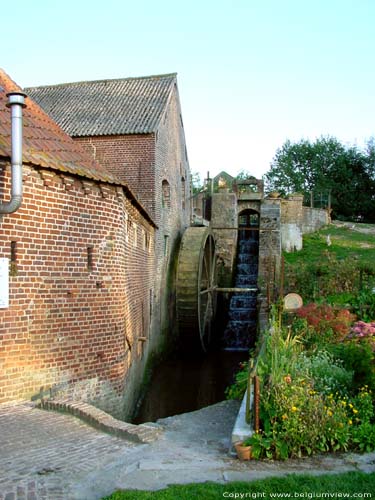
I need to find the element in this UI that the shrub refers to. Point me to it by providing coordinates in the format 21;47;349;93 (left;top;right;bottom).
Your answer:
225;361;248;400
295;303;355;345
297;350;353;397
328;341;375;392
255;377;352;459
350;288;375;322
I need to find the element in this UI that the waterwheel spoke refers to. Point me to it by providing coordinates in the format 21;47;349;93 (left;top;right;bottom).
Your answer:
176;227;217;352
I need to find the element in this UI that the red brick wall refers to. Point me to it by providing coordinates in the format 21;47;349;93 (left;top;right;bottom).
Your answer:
0;161;155;417
153;86;191;337
75;135;156;219
74;88;191;344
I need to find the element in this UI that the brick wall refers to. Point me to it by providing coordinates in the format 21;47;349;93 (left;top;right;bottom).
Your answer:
76;134;155;219
0;161;155;418
153;86;190;340
75;86;191;344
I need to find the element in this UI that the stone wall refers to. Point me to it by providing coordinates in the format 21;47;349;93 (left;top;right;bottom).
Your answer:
280;195;329;252
258;199;281;298
302;207;330;234
211;192;238;287
0;162;156;419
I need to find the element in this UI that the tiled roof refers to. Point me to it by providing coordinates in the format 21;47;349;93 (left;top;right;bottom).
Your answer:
26;74;177;137
0;69;156;226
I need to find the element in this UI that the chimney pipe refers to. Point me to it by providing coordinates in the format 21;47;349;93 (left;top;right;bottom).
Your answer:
0;92;27;214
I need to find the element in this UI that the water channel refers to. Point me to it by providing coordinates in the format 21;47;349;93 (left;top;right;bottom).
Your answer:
133;212;259;424
133;349;248;424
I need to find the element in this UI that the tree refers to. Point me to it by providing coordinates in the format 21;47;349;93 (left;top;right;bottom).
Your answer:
265;136;375;222
191;171;203;194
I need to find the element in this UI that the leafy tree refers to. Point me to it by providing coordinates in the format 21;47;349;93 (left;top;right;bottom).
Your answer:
265;136;375;222
191;171;203;194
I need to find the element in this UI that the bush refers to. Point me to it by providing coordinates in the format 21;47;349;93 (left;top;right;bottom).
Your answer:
297;350;353;397
328;341;375;393
295;303;355;345
254;377;352;459
349;288;375;322
225;361;248;400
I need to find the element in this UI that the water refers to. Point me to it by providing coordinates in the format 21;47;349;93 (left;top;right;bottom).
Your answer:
221;233;259;350
133;349;248;424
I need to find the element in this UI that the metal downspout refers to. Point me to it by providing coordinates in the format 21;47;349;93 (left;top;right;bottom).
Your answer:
0;92;27;215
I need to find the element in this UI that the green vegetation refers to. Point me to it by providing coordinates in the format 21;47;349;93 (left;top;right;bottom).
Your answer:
227;223;375;460
103;471;375;499
265;136;375;222
283;225;375;303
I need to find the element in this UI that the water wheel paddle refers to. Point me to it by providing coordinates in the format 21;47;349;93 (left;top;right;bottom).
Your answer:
176;227;217;351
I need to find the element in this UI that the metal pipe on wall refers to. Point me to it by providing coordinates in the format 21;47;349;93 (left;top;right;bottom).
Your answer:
0;92;27;214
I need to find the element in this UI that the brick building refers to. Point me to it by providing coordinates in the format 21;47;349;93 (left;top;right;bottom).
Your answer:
0;70;162;418
27;73;191;344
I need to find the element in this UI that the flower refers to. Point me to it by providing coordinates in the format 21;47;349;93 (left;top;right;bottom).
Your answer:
291;406;298;412
284;375;292;384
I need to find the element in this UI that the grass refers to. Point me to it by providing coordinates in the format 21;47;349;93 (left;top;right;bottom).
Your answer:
102;471;375;499
284;225;375;268
282;225;375;302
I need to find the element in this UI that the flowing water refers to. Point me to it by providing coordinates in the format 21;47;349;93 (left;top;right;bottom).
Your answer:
221;231;259;350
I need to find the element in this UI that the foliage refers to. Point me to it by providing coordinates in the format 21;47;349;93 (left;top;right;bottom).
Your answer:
250;307;375;460
265;136;375;222
297;350;353;397
191;171;203;194
225;361;248;400
283;226;375;303
349;289;375;322
103;472;375;499
295;303;354;345
328;341;375;393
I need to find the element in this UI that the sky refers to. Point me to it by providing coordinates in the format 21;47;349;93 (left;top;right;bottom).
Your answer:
2;0;375;182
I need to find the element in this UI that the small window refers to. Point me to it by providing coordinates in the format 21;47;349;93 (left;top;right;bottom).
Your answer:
87;246;94;272
162;180;171;209
133;223;138;248
124;212;129;243
164;235;169;258
181;177;186;210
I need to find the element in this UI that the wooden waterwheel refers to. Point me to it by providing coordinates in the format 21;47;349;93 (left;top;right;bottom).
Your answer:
176;226;217;351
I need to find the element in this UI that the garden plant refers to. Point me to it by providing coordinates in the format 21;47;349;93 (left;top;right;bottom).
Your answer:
227;224;375;460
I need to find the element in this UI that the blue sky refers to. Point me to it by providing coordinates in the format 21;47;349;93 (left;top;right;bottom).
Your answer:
2;0;375;181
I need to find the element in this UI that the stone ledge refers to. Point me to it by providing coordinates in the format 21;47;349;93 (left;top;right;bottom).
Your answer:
37;398;162;444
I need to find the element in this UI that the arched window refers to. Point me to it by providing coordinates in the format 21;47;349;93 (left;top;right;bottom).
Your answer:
162;180;171;209
238;209;260;242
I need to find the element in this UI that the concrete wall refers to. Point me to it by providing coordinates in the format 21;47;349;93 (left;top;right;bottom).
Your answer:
0;162;155;419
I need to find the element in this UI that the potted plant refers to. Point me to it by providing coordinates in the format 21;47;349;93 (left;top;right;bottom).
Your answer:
234;438;252;460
